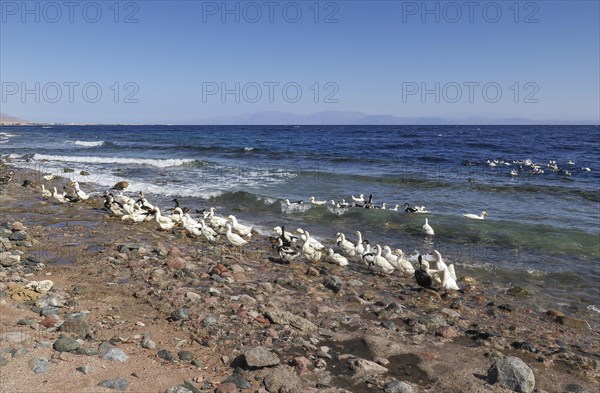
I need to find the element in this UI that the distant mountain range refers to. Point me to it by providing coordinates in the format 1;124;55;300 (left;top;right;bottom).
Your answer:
1;111;597;126
198;111;598;125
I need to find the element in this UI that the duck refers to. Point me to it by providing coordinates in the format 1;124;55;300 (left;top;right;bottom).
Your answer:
276;237;301;263
414;255;433;289
284;198;303;205
170;207;184;223
228;215;253;237
389;204;400;212
43;174;54;181
296;229;325;251
361;242;375;266
121;210;150;223
62;187;80;203
206;208;228;233
393;249;415;277
354;231;366;262
336;232;356;258
113;191;132;205
309;196;327;206
582;167;591;172
509;169;518;177
301;234;324;264
422;218;435;236
52;187;68;203
153;207;175;231
273;226;298;244
325;248;349;266
225;223;247;247
404;203;429;213
368;245;395;275
352;194;365;203
439;266;460;291
567;160;575;165
199;219;219;243
427;250;448;274
41;184;52;199
137;192;155;212
362;194;374;209
70;181;90;200
463;211;488;220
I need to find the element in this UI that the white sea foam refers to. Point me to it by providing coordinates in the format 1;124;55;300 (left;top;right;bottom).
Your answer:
0;132;18;137
33;153;195;168
244;147;254;151
587;305;600;314
74;140;105;147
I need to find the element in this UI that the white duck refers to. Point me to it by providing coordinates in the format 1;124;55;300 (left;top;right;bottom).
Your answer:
296;229;325;251
52;187;68;203
302;235;324;264
43;174;54;181
352;194;365;203
394;249;415;277
422;218;435;236
121;211;148;223
226;223;247;246
325;248;349;266
354;231;365;262
440;266;460;291
200;219;219;243
154;207;175;231
273;226;298;244
309;196;327;206
369;245;395;275
228;215;253;237
463;211;488;220
70;181;90;200
336;233;356;258
206;207;228;232
41;184;52;199
170;207;184;223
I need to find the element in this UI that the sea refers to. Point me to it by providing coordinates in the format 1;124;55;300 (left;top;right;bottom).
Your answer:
1;125;599;321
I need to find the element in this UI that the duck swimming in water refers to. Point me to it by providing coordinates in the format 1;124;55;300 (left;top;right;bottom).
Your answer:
422;218;435;236
463;211;488;220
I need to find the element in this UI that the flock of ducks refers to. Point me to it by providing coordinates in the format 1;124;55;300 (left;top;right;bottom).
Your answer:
287;194;430;213
37;180;461;293
471;158;592;178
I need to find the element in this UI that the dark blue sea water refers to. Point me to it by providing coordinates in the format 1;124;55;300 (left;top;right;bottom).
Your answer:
1;125;599;316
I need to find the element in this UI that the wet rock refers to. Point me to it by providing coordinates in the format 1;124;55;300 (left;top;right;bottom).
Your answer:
243;346;280;369
53;337;81;352
112;181;129;190
29;357;50;374
384;380;417;393
98;378;129;391
101;347;128;362
265;309;317;331
507;287;528;298
76;364;93;374
487;356;535;393
171;307;190;321
323;276;343;293
80;170;90;176
158;349;174;362
8;231;27;241
117;243;141;253
141;334;156;349
178;351;194;362
511;341;538;354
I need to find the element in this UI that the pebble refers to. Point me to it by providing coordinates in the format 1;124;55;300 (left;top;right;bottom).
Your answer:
222;373;252;389
487;356;535;393
141;334;157;349
165;387;194;393
243;346;281;368
158;349;174;362
215;383;237;393
101;347;129;362
384;380;417;393
41;314;62;328
323;276;343;293
53;337;81;352
178;351;194;362
76;365;93;375
98;378;129;391
202;316;217;327
29;357;50;374
0;356;8;367
171;308;190;321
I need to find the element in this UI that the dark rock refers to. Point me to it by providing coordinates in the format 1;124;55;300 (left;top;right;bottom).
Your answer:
242;346;280;369
487;356;535;393
507;286;528;298
564;383;589;393
158;349;174;362
323;276;343;293
8;231;27;241
53;337;81;352
171;308;190;321
498;304;513;312
40;306;61;317
0;356;8;367
178;351;194;362
223;373;252;389
381;321;396;330
76;365;93;374
117;243;141;253
98;378;129;391
59;315;90;338
511;341;538;354
29;357;50;374
182;381;203;393
191;359;202;368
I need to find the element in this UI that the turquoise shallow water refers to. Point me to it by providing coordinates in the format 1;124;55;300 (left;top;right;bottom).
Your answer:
1;124;599;317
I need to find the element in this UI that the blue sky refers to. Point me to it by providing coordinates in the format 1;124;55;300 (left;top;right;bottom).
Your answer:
1;0;598;124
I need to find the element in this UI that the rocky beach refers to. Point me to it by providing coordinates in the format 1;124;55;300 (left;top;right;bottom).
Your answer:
0;164;599;393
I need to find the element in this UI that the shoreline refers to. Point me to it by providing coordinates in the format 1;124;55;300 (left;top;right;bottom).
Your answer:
0;164;599;392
